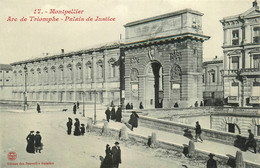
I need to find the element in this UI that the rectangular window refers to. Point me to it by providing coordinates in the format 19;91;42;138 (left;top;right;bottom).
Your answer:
228;123;235;133
0;79;2;81
232;30;239;46
232;56;239;69
253;27;260;43
6;71;9;73
6;79;9;82
211;73;215;83
253;55;260;69
202;74;205;83
257;125;260;136
0;71;2;73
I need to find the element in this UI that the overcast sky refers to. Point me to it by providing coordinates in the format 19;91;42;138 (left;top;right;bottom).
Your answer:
0;0;255;64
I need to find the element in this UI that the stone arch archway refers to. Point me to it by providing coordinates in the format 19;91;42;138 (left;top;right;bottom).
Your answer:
144;60;163;108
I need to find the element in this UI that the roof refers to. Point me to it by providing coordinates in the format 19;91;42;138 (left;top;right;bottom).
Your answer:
0;64;12;71
203;56;223;66
10;41;121;66
124;8;204;27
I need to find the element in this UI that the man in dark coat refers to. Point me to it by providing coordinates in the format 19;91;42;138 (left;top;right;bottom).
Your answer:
116;106;122;122
139;102;144;109
66;117;73;135
111;106;116;120
80;124;85;136
130;103;133;109
37;103;41;113
194;101;198;107
105;107;111;122
207;153;217;168
76;101;79;109
195;121;203;142
34;131;42;153
128;111;139;131
245;129;257;153
126;103;130;109
112;142;121;168
26;131;35;154
73;103;77;114
101;144;114;168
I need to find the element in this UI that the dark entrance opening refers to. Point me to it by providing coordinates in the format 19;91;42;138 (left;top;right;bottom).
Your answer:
228;123;235;133
151;62;163;108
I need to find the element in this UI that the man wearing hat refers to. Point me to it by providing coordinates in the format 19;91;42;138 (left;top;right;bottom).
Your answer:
195;121;203;142
35;131;42;153
105;107;111;122
26;131;35;153
207;153;217;168
73;103;77;114
67;117;73;135
111;142;121;168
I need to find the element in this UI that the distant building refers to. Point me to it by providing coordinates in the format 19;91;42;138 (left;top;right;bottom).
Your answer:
220;0;260;107
10;42;122;105
0;64;12;87
202;56;223;106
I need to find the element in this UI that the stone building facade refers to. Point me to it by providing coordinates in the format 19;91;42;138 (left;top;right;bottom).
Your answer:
220;1;260;107
202;56;224;105
10;42;122;105
0;64;12;87
123;9;209;108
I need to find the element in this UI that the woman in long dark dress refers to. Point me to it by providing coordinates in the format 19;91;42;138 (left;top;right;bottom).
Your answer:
111;107;116;120
101;144;114;168
128;111;139;131
115;106;122;122
74;118;81;136
34;131;42;153
26;131;35;153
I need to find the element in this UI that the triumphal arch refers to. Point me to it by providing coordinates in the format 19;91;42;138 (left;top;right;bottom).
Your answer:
123;9;210;108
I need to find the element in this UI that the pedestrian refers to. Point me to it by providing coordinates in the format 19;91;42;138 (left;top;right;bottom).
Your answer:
128;111;139;131
111;106;116;120
207;153;217;168
74;118;81;136
126;103;130;109
174;102;179;108
101;144;114;168
116;106;122;122
26;131;35;154
111;100;114;107
195;121;203;142
200;101;204;107
77;101;79;109
67;117;73;135
73;103;77;114
194;101;198;107
35;131;42;153
245;129;257;153
112;142;121;168
130;103;133;109
105;107;111;122
80;124;85;136
37;103;41;113
139;102;144;109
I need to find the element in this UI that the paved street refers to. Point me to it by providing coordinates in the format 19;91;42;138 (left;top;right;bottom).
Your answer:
0;109;184;168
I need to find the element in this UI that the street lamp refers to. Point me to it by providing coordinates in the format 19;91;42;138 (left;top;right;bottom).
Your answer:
93;90;97;125
82;91;85;117
24;65;28;111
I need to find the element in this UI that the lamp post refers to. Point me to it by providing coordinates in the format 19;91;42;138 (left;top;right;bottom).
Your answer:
82;91;85;117
94;90;97;125
24;65;28;111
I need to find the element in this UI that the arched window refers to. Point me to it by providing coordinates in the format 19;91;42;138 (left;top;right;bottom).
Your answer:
30;69;35;85
58;65;64;82
43;67;48;84
76;62;83;80
108;58;116;78
86;61;92;79
13;70;17;85
96;60;103;79
50;66;56;83
37;68;41;84
67;64;73;81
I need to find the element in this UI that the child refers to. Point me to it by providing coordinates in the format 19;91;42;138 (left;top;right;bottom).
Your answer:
80;124;85;136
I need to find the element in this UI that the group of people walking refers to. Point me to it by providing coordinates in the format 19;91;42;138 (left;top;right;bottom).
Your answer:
26;131;42;154
66;117;86;136
101;142;122;168
105;106;122;123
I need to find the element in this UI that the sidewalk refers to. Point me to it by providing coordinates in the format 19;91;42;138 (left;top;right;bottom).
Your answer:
96;120;260;165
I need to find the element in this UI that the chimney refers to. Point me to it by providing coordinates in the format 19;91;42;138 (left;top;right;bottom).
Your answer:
61;49;64;54
253;0;258;7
